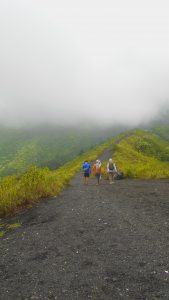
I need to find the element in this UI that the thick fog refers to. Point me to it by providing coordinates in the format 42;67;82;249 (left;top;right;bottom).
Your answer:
0;0;169;128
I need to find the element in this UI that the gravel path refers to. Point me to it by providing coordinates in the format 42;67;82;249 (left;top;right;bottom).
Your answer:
1;150;169;299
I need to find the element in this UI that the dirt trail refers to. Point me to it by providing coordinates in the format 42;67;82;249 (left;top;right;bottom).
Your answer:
1;149;169;299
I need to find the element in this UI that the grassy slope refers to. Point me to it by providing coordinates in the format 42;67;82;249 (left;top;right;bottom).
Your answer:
113;129;169;178
153;126;169;142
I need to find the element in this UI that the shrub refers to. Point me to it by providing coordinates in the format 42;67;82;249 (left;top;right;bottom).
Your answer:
135;140;151;153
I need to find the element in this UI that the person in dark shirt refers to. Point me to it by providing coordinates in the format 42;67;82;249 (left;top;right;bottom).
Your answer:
82;160;91;185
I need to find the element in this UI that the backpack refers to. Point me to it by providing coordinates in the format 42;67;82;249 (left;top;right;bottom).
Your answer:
96;163;101;172
115;171;124;180
109;163;114;171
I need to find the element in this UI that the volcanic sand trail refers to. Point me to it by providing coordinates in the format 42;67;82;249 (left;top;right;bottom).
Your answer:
1;149;169;299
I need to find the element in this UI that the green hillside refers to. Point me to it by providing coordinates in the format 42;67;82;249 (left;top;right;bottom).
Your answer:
0;126;119;177
153;126;169;142
112;128;169;178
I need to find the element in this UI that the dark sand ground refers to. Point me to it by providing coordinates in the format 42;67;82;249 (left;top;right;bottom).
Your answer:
1;150;169;299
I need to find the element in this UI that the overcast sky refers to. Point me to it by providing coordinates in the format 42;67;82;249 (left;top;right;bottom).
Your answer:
0;0;169;128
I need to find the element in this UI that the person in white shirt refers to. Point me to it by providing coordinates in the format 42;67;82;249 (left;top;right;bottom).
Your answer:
107;158;117;184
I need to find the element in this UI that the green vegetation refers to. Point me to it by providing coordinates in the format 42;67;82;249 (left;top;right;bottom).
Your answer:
6;222;22;230
0;126;118;177
0;140;112;217
153;126;169;142
0;231;5;238
0;222;22;237
113;129;169;179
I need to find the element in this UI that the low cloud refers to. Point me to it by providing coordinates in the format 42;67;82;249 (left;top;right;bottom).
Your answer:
0;0;169;128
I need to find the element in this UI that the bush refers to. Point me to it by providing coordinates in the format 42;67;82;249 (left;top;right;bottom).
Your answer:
135;140;151;153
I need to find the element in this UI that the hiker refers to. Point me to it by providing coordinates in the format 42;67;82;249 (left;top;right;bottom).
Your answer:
92;159;102;185
107;158;117;184
82;160;91;185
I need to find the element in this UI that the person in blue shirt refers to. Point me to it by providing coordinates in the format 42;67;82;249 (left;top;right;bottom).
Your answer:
82;160;91;185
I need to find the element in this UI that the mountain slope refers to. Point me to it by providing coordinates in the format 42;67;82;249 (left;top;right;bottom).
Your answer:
153;125;169;142
113;129;169;178
0;126;119;176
